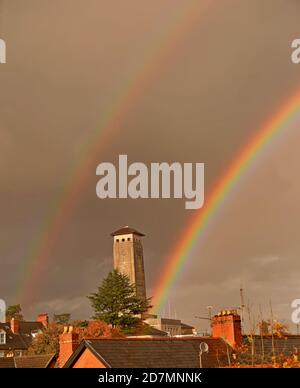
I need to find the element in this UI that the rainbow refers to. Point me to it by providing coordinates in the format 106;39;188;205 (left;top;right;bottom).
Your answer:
152;89;300;314
16;0;216;305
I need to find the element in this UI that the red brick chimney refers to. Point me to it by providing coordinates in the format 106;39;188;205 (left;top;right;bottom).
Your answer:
10;318;20;334
37;313;49;328
58;328;80;368
211;310;242;348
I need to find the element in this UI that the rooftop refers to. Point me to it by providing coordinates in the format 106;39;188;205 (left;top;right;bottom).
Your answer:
64;337;230;368
0;354;56;369
239;334;300;365
111;226;145;237
0;321;44;351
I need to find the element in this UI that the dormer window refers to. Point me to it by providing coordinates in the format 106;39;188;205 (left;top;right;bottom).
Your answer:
0;330;6;345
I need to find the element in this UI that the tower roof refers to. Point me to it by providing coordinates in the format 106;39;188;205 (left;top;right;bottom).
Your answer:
111;226;145;237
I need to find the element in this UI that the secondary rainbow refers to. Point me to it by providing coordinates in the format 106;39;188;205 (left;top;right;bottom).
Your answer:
152;89;300;314
16;0;217;305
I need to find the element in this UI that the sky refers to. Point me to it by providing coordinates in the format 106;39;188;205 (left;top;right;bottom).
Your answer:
0;0;300;333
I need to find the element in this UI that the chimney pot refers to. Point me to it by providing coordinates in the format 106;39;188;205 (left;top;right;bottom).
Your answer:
37;313;49;328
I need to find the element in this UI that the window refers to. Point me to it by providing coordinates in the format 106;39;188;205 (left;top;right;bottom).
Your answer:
122;238;125;242
116;239;119;242
127;238;131;241
0;331;6;345
0;351;4;358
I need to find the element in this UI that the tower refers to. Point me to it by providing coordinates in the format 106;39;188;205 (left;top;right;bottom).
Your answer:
111;226;147;300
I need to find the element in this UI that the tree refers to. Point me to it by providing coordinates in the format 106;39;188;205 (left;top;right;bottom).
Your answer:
28;323;63;355
71;320;89;328
88;270;151;329
258;319;289;338
78;320;123;341
6;304;23;321
259;320;269;336
271;319;289;338
53;313;71;325
29;320;122;356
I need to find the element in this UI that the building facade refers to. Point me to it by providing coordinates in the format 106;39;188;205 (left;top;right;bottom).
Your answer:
0;314;48;358
111;226;147;300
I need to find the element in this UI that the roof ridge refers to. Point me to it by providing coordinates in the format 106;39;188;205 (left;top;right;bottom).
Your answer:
87;336;221;341
111;226;145;236
16;353;56;359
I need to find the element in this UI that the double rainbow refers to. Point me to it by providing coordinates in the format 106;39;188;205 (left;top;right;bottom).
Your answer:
14;2;300;314
16;0;214;304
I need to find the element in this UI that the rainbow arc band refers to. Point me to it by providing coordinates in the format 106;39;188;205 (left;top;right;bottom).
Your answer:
16;0;215;304
152;90;300;314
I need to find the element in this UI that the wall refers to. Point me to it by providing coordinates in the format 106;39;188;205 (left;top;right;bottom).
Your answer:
72;348;106;369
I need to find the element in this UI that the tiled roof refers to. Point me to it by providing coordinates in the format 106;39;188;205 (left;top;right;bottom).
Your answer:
14;354;56;368
64;337;230;368
240;335;300;364
0;321;43;351
0;354;55;368
111;226;145;237
0;323;28;351
160;318;181;325
142;326;168;337
127;323;168;337
18;322;44;347
0;357;15;368
19;321;43;335
180;323;195;329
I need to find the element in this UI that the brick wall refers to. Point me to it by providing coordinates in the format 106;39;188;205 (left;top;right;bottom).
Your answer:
72;348;106;368
58;332;80;368
212;312;242;348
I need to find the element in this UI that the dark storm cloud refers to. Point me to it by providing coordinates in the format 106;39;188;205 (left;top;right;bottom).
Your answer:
0;0;300;330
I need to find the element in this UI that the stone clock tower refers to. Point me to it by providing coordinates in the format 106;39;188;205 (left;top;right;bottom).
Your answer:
111;226;147;301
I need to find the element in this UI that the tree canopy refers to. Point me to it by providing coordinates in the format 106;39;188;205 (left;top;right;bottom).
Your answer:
6;304;23;321
28;323;63;355
88;270;151;329
53;313;71;325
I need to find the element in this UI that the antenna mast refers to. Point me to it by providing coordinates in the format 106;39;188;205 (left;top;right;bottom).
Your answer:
240;284;245;330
